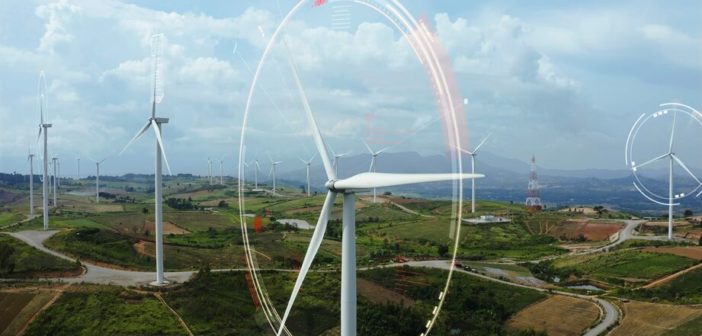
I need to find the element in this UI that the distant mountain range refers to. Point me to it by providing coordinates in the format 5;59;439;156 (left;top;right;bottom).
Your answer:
269;151;702;214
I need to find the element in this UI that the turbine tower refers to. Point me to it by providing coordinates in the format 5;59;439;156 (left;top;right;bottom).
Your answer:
268;158;282;193
76;158;80;181
28;146;35;216
254;159;260;190
219;159;224;185
525;155;543;211
91;158;107;203
119;33;172;286
362;140;391;203
37;71;51;230
208;158;213;185
275;53;484;336
458;134;491;213
299;155;315;196
330;147;351;177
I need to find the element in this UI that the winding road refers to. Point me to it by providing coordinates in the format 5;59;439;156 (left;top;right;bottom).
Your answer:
4;229;620;335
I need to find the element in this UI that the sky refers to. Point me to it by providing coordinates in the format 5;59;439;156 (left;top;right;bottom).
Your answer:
0;0;701;178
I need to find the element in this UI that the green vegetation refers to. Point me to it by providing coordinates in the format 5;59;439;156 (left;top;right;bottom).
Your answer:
531;249;697;285
45;228;153;270
0;211;21;227
616;267;702;304
0;234;80;278
668;314;702;336
24;286;187;336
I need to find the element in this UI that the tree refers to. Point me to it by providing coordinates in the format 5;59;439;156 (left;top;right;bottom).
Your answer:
684;209;694;218
0;243;15;274
699;235;702;247
437;244;449;257
142;207;149;214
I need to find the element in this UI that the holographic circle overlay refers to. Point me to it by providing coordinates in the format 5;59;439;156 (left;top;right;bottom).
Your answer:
625;102;702;205
237;1;472;334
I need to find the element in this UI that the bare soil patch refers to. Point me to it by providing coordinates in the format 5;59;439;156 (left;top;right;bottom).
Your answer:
506;295;599;336
643;246;702;260
143;221;190;235
357;278;415;307
551;220;622;241
611;300;702;336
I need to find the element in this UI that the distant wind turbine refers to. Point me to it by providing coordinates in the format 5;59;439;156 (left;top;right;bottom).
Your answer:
274;50;484;336
219;159;224;185
330;147;351;177
268;157;282;193
299;155;315;196
459;133;491;213
37;71;51;230
208;157;213;184
51;157;58;207
119;33;172;285
362;140;391;203
90;158;107;203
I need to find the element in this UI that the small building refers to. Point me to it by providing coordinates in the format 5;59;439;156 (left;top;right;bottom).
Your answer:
464;215;511;224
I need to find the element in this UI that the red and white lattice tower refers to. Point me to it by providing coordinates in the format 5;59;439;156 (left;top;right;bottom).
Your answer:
525;155;543;210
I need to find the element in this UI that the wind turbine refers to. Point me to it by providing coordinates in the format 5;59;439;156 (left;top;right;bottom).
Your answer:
630;110;702;239
219;158;224;185
254;159;261;190
330;147;351;177
274;51;484;336
458;134;491;213
119;33;172;286
362;140;391;203
27;145;35;216
90;158;107;203
37;71;51;230
268;157;282;193
208;158;213;185
76;158;80;181
299;155;315;196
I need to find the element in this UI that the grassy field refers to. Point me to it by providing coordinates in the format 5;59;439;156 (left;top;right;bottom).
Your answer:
0;290;56;336
617;267;702;304
506;295;599;336
0;211;22;227
611;300;702;336
24;285;187;336
0;234;80;278
549;249;697;285
668;314;702;336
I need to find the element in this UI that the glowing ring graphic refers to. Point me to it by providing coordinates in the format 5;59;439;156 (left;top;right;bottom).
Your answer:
237;1;471;334
625;102;702;205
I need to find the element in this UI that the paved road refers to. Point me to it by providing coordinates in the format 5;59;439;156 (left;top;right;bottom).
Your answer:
6;230;194;286
393;260;619;336
5;230;619;335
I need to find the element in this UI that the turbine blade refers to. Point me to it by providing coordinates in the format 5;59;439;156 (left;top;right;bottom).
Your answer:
669;111;676;153
332;172;484;190
268;165;273;177
672;154;702;186
368;157;374;173
376;146;392;155
37;127;42;142
472;133;492;154
362;139;373;154
120;121;151;155
634;153;669;169
284;45;335;180
151;120;172;175
276;191;336;336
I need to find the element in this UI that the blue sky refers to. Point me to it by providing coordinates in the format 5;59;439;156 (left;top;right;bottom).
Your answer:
0;0;700;177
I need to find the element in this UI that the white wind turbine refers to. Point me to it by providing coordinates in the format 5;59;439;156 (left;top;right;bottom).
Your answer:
330;147;351;177
631;111;702;239
76;158;80;181
268;157;282;193
254;159;261;190
219;158;224;185
207;157;213;184
119;33;172;285
458;134;491;213
299;155;315;196
274;52;484;336
362;140;391;203
37;71;51;230
27;145;35;217
90;158;107;203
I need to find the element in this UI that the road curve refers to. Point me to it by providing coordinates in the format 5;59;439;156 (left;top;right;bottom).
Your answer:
4;230;620;335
